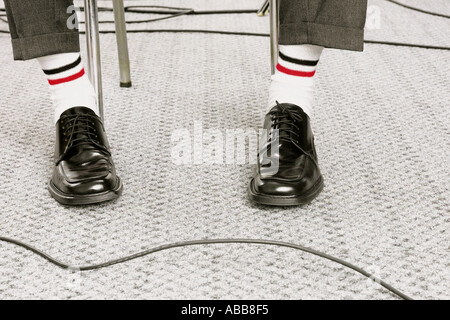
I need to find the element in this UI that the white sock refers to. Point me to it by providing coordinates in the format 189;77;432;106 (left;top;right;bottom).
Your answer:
37;53;98;123
268;44;324;118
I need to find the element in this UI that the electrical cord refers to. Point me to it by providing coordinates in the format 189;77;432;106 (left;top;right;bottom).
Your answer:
0;236;413;300
86;5;196;24
0;0;447;300
384;0;450;19
124;7;258;15
113;8;193;24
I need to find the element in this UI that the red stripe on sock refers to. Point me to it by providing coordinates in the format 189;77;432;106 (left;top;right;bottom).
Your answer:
276;63;316;77
48;68;85;85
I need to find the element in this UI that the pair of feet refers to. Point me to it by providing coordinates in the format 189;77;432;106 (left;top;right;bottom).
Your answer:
49;104;323;206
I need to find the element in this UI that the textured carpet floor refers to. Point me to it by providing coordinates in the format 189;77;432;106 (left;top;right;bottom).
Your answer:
0;0;449;300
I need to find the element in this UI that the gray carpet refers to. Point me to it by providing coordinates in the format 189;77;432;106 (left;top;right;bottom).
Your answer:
0;0;449;300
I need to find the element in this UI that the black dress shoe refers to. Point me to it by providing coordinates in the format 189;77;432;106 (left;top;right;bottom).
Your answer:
248;103;324;206
48;107;123;205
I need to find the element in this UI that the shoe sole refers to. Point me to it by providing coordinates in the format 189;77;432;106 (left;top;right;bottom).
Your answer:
48;177;123;206
248;175;324;206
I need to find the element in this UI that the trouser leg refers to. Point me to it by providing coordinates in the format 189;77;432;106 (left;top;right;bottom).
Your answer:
279;0;368;51
3;0;80;60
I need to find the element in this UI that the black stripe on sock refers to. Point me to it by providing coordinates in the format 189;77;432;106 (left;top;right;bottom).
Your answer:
43;56;82;75
279;51;319;67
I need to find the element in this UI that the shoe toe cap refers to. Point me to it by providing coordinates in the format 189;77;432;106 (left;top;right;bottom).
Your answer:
52;158;119;196
252;176;308;197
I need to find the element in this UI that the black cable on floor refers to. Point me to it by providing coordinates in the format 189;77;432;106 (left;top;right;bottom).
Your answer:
87;5;196;24
124;7;258;15
0;236;413;300
385;0;450;19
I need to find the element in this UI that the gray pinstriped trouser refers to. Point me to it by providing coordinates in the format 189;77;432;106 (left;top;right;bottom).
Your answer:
3;0;368;60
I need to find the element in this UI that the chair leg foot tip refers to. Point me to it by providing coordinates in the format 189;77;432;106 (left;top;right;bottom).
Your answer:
120;82;132;88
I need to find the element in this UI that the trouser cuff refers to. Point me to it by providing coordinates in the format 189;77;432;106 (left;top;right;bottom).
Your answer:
279;22;365;52
11;32;80;60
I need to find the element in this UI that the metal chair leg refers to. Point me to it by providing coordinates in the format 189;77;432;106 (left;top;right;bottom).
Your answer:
257;0;270;16
270;0;279;75
112;0;132;88
84;0;104;120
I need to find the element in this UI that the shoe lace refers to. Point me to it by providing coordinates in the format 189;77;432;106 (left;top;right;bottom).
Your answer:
267;102;303;144
59;113;111;161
